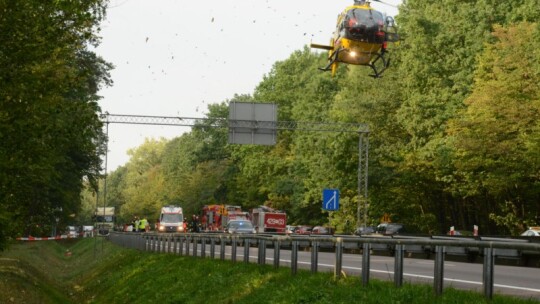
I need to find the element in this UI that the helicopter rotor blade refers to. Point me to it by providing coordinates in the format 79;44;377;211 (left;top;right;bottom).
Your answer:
371;0;398;8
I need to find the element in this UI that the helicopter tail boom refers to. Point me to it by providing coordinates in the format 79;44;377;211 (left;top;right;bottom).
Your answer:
310;43;333;51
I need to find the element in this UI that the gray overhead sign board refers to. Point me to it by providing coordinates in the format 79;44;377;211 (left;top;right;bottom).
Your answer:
228;102;277;145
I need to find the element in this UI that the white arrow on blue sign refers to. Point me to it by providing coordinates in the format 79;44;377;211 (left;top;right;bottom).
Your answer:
322;188;339;211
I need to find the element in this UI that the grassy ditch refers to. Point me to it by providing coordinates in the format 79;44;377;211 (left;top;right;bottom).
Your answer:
0;238;539;304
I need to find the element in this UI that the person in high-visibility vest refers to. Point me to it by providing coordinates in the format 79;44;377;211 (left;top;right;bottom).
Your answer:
139;217;148;233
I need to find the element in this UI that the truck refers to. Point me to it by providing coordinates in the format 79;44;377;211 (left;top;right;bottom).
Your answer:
94;207;115;236
157;206;186;233
201;204;249;231
250;206;287;233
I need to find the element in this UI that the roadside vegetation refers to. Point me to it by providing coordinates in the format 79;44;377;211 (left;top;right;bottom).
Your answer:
1;238;538;304
3;0;540;251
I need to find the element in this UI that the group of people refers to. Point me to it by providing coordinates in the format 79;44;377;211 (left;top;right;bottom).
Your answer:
123;216;150;232
189;215;201;232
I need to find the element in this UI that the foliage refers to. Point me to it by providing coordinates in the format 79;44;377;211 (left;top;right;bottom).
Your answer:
1;238;538;304
118;138;168;222
77;1;540;236
0;0;111;250
448;22;540;234
4;0;540;260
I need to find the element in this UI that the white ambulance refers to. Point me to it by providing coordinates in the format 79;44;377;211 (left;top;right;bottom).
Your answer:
157;206;185;233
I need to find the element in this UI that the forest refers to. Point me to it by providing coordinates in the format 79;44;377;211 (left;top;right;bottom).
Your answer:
2;1;540;251
86;0;540;236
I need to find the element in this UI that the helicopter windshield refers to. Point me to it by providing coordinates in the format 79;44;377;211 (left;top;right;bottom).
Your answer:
343;9;385;43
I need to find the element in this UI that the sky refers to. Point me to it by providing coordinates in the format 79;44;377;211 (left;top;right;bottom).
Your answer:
96;0;401;172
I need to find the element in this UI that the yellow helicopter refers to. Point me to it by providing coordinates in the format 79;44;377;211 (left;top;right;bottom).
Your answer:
310;0;399;77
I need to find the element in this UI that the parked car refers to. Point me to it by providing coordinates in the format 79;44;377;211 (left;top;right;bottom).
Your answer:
354;226;376;236
293;225;313;235
66;226;79;238
311;226;334;235
224;220;255;234
521;227;540;237
285;225;297;235
376;223;405;235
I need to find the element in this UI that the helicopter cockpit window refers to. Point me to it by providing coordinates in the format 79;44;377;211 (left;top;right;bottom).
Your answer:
344;9;385;43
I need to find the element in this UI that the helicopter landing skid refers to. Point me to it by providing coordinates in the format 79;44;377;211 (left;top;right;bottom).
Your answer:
368;53;389;78
318;48;342;72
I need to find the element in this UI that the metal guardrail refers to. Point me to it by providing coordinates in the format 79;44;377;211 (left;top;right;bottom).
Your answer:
108;232;540;299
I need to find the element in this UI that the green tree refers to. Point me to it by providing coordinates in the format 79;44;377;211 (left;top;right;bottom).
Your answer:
448;22;540;234
0;0;111;249
119;138;167;223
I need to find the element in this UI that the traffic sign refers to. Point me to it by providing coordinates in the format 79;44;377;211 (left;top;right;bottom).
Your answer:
322;189;339;211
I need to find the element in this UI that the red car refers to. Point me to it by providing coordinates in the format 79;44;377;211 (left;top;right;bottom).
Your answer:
294;225;313;235
311;226;335;235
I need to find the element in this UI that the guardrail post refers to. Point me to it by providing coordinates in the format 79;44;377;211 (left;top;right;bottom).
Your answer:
434;246;445;296
232;236;238;263
210;237;216;258
163;235;167;253
273;239;280;269
179;236;184;255
220;236;226;260
244;238;250;263
483;247;494;299
311;240;319;273
144;235;149;251
160;235;164;252
167;235;171;253
192;236;198;257
394;244;404;287
165;235;169;252
201;237;206;258
335;237;343;279
258;238;267;265
291;240;298;275
362;242;371;286
185;235;190;256
172;236;177;254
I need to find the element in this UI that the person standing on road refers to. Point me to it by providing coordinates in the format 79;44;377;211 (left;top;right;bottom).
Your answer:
134;216;140;232
191;215;200;232
139;217;148;233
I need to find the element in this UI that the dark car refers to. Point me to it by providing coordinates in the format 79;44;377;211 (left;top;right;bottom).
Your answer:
293;225;313;235
225;220;255;234
376;223;405;235
311;226;334;235
354;226;376;236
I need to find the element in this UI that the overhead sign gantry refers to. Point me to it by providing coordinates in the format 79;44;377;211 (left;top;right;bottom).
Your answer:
100;102;370;227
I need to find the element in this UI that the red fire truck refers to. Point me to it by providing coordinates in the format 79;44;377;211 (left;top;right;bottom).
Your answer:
201;204;249;231
250;206;287;233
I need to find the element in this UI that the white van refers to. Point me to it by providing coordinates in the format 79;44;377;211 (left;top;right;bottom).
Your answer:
158;206;185;233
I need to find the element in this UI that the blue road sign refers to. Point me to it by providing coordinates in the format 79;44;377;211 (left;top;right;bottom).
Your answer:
322;189;339;211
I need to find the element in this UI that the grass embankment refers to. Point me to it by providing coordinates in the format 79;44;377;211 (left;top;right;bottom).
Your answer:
0;238;538;304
